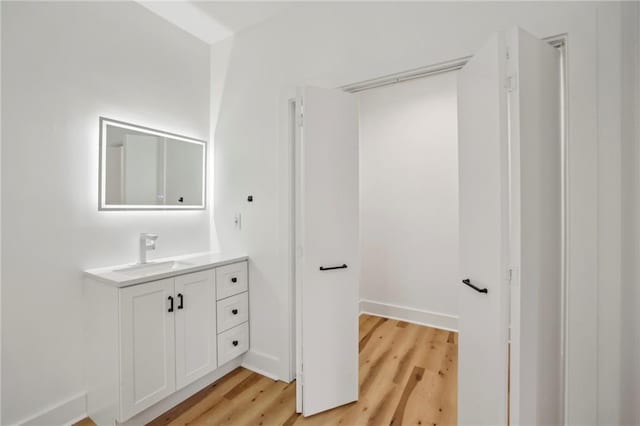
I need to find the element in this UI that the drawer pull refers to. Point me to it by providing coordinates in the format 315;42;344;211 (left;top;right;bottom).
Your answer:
232;309;238;315
231;277;238;283
232;340;239;347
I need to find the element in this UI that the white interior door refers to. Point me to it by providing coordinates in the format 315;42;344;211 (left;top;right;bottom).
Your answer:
458;27;561;425
458;31;510;425
295;87;359;417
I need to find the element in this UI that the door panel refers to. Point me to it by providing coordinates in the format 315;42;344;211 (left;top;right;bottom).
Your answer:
175;270;217;389
458;27;561;425
457;32;510;425
296;87;359;416
119;279;175;420
506;27;561;425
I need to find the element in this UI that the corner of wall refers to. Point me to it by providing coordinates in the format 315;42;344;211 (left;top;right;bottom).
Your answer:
0;0;3;421
620;1;640;424
241;350;282;381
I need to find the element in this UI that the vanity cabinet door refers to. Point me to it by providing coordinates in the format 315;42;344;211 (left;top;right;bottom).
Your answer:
175;270;217;389
119;279;176;421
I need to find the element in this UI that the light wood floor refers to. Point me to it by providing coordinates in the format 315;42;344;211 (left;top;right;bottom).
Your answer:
77;314;457;425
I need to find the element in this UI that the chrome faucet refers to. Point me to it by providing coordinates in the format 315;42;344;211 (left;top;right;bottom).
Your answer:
139;233;158;264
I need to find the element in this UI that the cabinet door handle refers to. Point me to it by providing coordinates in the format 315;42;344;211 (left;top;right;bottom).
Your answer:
232;309;238;315
232;340;239;347
177;293;184;310
168;296;174;313
231;277;238;283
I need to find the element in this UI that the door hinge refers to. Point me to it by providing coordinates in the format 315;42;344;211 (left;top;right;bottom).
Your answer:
297;104;304;128
505;75;517;92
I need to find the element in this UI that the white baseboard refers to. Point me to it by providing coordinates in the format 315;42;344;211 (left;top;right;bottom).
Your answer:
359;299;458;332
17;392;87;426
16;353;269;426
16;300;448;426
241;349;281;381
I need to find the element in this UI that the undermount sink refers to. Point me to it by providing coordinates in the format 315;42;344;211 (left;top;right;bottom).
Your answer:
113;260;194;277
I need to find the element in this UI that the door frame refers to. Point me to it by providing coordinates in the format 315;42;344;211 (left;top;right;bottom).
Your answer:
284;33;568;421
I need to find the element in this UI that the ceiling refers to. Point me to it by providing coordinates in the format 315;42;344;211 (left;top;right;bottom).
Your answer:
138;1;296;45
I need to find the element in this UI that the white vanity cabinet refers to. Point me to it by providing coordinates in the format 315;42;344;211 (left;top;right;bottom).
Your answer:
85;255;248;425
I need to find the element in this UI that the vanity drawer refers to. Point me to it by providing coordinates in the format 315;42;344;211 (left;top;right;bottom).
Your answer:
217;322;249;366
217;292;249;333
216;261;248;300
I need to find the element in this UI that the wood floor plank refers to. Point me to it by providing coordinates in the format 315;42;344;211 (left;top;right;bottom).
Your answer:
358;315;388;352
223;372;264;400
165;368;254;426
219;379;290;425
436;340;458;425
359;321;424;425
359;314;379;337
147;368;250;426
189;376;276;425
389;366;425;425
283;411;301;426
252;382;298;425
77;314;457;426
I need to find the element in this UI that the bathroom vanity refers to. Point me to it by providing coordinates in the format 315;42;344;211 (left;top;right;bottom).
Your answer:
84;253;249;425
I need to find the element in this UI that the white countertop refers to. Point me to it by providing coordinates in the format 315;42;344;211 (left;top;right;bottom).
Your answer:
84;252;248;288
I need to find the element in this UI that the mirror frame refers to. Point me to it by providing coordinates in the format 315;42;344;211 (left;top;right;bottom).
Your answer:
98;117;207;211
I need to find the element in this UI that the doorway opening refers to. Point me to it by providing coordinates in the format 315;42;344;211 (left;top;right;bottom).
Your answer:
289;32;567;425
291;68;460;423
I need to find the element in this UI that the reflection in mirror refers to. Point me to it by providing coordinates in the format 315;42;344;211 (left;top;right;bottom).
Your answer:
99;118;206;210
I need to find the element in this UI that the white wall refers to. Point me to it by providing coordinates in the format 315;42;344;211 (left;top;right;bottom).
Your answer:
210;2;627;423
621;2;640;425
0;2;3;422
1;2;210;424
358;72;458;326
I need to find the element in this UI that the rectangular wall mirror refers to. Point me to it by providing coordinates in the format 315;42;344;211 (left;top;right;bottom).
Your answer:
99;117;206;210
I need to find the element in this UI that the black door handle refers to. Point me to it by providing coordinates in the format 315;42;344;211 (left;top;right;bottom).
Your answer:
177;293;184;310
231;277;238;283
168;296;174;312
319;264;348;271
462;278;488;294
232;309;238;315
232;340;239;347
